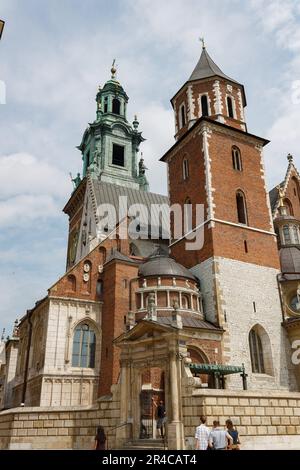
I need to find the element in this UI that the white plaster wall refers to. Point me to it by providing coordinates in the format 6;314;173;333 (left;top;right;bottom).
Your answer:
40;297;102;406
190;257;297;391
190;258;217;324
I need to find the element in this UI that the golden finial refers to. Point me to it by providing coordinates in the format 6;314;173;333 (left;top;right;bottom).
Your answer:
111;59;117;79
199;37;205;49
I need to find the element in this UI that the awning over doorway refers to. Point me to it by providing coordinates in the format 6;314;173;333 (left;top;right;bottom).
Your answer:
189;363;244;375
189;363;247;390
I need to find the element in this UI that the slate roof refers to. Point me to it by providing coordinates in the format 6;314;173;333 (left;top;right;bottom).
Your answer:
269;182;283;214
156;312;222;331
91;180;169;237
280;246;300;274
105;249;138;265
189;47;238;84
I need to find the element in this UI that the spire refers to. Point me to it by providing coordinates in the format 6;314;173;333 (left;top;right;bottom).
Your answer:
188;46;237;83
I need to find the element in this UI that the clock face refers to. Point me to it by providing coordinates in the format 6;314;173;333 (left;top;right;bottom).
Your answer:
83;263;90;273
83;273;90;282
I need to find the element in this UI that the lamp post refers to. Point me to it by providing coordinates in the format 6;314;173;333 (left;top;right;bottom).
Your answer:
0;20;5;41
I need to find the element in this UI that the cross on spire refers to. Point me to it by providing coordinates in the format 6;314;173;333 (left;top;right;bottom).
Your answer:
199;36;205;49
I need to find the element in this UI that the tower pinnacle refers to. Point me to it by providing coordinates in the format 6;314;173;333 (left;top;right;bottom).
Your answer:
111;59;117;79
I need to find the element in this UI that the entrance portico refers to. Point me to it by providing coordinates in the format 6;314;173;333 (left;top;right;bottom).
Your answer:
114;320;186;449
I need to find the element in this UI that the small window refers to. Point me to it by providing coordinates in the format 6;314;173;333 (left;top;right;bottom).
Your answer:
182;295;190;309
293;225;300;244
67;274;76;292
283;225;291;244
96;279;103;297
184;197;192;232
283;198;294;216
123;279;128;289
227;96;234;118
244;240;248;253
179;104;186;128
232;146;242;171
86;150;90;168
104;97;108;113
112;98;121;115
236;191;248;225
183;159;189;180
201;95;209;117
112;144;125;166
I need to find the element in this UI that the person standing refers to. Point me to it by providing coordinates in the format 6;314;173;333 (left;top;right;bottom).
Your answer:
226;419;241;450
208;420;233;450
94;426;106;450
153;398;167;439
195;415;210;450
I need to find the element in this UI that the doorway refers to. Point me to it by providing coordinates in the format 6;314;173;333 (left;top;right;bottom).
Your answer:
139;367;165;439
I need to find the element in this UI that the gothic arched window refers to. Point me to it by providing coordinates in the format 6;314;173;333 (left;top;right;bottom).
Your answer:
249;328;265;373
112;98;121;115
236;190;248;225
183;158;189;180
72;323;96;368
179;103;186;128
227;96;234;118
232;146;242;171
201;95;209;117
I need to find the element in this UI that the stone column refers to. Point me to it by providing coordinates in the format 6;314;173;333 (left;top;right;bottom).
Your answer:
167;344;185;450
116;358;132;448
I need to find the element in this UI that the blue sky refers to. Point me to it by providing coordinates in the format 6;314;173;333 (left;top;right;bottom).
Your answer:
1;0;300;334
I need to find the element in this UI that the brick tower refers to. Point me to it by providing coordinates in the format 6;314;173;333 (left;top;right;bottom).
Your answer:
161;44;296;390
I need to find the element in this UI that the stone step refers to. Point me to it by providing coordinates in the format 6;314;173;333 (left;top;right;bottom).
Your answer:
123;439;166;450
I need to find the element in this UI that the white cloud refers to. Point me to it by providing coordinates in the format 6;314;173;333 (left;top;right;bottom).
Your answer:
0;153;69;198
0;152;70;227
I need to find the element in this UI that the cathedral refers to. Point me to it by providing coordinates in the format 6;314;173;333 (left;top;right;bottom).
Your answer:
1;44;300;450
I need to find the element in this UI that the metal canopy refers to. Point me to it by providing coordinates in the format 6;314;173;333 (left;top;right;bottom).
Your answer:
189;363;244;375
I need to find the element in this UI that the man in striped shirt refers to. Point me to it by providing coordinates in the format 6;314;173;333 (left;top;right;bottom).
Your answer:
195;416;210;450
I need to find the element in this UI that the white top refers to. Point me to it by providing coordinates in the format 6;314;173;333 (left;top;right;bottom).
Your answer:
195;424;210;450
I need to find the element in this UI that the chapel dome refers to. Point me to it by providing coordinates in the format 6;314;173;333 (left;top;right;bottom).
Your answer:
138;253;196;281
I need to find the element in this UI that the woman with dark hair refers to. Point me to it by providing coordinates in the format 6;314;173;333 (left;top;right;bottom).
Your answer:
94;426;106;450
225;419;241;450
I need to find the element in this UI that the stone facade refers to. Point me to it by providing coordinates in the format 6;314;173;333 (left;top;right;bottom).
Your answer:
182;389;300;450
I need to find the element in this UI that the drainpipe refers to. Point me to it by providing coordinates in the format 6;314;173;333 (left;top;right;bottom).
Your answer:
21;309;33;406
